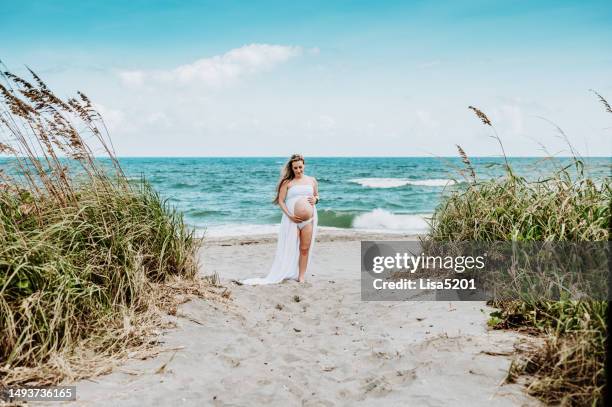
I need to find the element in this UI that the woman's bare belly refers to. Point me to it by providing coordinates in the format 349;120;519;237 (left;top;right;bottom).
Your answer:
294;197;313;221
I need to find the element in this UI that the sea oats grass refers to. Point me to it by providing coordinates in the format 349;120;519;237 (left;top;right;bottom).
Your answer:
429;103;610;406
0;67;211;387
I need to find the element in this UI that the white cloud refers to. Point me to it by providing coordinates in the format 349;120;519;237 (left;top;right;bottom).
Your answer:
119;44;303;88
94;103;125;132
118;71;145;87
145;111;172;128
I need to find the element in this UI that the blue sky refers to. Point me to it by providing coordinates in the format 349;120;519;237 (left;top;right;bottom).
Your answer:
1;0;611;156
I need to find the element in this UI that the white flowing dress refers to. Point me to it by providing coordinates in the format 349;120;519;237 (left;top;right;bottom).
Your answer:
242;184;318;285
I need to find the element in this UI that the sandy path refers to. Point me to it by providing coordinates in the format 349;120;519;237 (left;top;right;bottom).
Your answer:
52;233;539;406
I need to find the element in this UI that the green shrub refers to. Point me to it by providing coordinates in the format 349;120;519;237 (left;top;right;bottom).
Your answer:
428;105;609;406
0;67;200;385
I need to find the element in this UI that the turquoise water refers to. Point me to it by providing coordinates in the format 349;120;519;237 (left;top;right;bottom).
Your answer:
2;157;610;236
115;157;610;235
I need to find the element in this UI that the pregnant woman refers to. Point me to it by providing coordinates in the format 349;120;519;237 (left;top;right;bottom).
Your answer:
242;154;319;284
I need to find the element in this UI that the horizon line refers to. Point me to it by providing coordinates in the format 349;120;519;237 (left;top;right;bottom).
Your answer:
80;155;612;159
1;155;611;159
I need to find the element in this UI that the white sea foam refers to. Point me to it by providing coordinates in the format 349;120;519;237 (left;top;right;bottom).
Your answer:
350;178;456;188
352;209;432;233
197;210;432;237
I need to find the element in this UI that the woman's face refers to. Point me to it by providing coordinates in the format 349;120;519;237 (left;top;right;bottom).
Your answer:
292;160;305;177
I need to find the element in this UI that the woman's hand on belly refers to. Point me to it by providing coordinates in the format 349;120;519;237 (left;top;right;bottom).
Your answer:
306;196;316;205
289;215;303;223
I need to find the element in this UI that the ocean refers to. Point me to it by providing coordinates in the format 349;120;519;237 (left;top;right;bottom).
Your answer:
1;156;610;236
113;157;610;237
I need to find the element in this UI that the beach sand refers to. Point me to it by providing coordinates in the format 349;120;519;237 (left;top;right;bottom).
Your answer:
55;229;539;406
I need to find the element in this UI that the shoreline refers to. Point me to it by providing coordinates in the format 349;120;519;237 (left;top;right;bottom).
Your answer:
201;227;423;247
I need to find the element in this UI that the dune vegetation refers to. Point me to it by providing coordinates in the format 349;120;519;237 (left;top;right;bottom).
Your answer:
429;103;610;406
0;67;213;386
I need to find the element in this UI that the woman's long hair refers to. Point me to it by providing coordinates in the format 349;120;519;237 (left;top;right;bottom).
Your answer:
273;154;304;204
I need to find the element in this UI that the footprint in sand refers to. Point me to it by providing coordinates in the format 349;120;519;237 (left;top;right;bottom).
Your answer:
361;377;392;399
219;354;241;368
392;368;418;385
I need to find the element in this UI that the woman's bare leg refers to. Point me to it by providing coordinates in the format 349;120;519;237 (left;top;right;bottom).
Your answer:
298;222;313;282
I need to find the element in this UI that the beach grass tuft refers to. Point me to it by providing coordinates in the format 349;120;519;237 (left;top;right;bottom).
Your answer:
430;104;610;406
0;67;208;385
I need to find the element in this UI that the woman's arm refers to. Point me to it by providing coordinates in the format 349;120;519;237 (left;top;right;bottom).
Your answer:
309;177;319;205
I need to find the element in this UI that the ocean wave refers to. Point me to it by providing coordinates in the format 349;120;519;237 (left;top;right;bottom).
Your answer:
316;209;357;228
350;178;456;188
186;209;230;217
352;209;432;233
317;208;432;233
198;209;432;236
170;182;197;189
